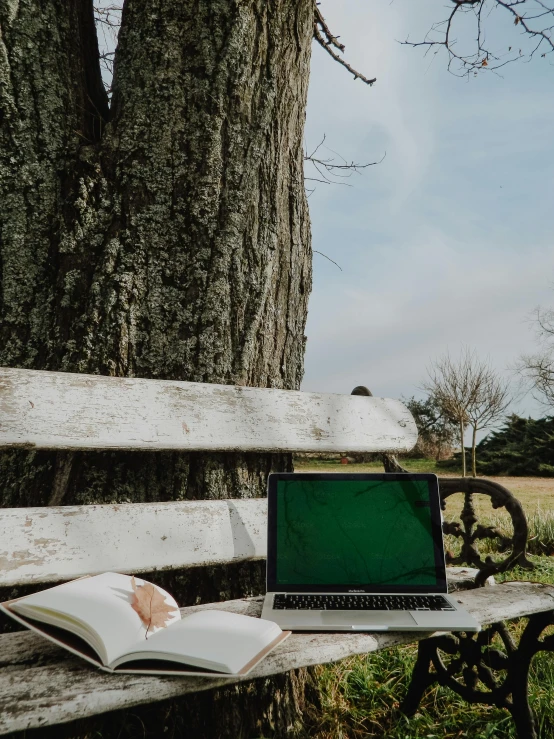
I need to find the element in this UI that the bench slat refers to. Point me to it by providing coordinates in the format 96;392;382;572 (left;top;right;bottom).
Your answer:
1;582;553;734
0;501;494;588
0;368;417;453
0;499;267;587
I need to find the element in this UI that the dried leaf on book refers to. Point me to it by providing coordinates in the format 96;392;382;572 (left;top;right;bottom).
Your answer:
130;576;178;636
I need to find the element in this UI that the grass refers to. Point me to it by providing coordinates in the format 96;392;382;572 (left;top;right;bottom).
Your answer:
292;456;554;738
300;555;554;739
527;508;554;555
446;507;554;557
293;457;446;474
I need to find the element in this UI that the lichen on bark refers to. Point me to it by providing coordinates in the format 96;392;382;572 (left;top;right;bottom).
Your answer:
1;0;315;734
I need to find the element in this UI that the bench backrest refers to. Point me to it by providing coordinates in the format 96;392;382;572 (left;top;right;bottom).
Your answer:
0;368;418;588
0;368;416;453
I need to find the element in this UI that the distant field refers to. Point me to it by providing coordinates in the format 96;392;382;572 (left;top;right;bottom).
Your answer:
293;457;554;515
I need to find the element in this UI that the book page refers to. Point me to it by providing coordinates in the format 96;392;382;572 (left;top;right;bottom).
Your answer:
10;573;180;665
112;610;282;673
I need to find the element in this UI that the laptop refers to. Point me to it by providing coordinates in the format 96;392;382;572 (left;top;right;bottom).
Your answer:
261;473;480;632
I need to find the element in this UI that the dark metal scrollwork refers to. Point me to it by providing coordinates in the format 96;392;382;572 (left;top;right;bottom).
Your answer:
401;611;554;739
439;477;534;586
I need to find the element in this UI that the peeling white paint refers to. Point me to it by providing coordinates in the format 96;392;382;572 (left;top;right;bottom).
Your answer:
0;368;418;453
0;499;268;587
4;368;548;734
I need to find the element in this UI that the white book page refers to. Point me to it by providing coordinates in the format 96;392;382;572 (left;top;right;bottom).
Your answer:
10;573;180;665
113;610;282;673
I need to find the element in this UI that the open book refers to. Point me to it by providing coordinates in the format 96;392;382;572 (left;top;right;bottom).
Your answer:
0;573;289;676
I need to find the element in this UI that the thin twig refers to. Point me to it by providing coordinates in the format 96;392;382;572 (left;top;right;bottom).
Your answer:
314;26;377;85
314;4;345;51
304;134;385;188
313;250;343;270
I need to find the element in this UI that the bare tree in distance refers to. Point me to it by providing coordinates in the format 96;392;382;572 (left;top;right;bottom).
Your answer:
403;0;554;78
423;348;494;477
515;303;554;408
465;370;512;476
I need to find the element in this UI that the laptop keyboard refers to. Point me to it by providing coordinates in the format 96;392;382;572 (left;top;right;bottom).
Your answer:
273;594;455;611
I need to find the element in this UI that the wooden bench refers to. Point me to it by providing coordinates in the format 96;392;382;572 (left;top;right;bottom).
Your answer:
1;367;553;738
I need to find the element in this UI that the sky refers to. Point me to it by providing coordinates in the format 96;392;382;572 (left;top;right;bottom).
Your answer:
302;0;554;437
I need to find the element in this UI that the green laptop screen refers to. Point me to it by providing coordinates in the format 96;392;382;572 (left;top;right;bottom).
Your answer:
275;478;439;587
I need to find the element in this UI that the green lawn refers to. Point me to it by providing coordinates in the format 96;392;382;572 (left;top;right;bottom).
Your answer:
293;456;443;474
293;457;554;511
292;457;554;738
299;555;554;739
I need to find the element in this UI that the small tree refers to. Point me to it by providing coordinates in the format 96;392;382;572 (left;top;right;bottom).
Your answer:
465;371;512;476
403;395;457;461
423;349;491;477
516;304;554;409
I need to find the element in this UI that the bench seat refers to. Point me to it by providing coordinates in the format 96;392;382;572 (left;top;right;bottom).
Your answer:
2;582;553;734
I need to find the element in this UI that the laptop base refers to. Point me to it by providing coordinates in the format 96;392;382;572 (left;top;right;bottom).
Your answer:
261;592;480;632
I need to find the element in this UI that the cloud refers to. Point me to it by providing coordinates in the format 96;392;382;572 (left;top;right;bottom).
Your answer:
303;223;554;412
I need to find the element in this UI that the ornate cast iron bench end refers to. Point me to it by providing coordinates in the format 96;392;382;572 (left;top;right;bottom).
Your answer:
438;476;534;587
401;477;548;739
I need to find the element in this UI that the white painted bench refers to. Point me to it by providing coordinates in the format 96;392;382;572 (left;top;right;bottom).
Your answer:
1;367;553;738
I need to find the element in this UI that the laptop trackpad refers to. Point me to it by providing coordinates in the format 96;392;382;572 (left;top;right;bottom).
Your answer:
321;612;417;628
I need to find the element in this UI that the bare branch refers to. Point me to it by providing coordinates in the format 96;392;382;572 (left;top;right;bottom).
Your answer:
94;3;123;94
313;2;377;86
304;134;384;191
515;351;554;407
534;305;554;338
515;301;554;408
403;0;554;78
314;4;345;52
94;4;122;28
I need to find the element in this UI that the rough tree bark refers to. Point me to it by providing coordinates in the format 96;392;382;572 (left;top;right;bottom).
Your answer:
0;0;314;735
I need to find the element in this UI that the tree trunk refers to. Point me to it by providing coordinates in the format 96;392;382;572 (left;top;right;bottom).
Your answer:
471;425;477;477
459;419;466;477
0;0;315;735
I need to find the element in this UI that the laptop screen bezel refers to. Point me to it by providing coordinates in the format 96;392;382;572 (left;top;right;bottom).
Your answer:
266;472;448;594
